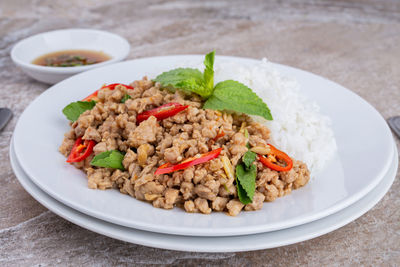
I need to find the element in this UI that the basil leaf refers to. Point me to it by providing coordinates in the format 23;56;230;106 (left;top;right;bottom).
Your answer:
90;150;125;170
203;80;273;120
62;101;96;122
121;94;131;103
243;150;257;170
236;163;257;203
203;50;215;92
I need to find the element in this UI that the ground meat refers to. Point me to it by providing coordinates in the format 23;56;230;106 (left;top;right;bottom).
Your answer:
164;146;181;163
194;184;217;201
226;200;244;216
87;168;113;190
263;184;280;202
256;168;279;188
152;197;167;209
60;78;311;216
194;198;211;214
59;130;75;157
212;197;229;211
128;116;159;147
182;167;194;182
244;192;265;211
122;149;136;169
180;181;194;200
293;161;310;189
165;188;179;206
184;200;197;213
93;142;107;155
82;126;101;142
120;179;135;197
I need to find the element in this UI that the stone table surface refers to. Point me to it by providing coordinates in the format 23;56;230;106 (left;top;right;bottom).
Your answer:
1;0;399;266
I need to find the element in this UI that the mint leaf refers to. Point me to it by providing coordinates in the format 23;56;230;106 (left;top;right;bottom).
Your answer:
62;101;96;122
243;150;256;169
121;94;131;103
90;150;125;170
236;178;252;205
236;163;257;203
203;80;273;120
154;68;212;98
203;50;215;92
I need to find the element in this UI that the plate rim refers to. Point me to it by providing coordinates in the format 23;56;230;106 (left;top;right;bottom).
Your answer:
12;54;395;236
9;138;398;252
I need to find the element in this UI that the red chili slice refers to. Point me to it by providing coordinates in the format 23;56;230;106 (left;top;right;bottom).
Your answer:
258;144;293;172
82;91;99;102
213;129;225;141
154;148;222;175
104;83;134;90
82;83;134;102
136;102;189;124
66;137;96;163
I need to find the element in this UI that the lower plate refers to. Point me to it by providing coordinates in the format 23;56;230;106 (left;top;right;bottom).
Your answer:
9;141;398;252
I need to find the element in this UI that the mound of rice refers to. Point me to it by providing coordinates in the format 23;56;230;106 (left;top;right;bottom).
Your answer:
155;58;337;174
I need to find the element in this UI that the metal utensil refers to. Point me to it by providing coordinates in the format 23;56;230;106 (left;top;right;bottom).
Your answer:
388;116;400;139
0;108;13;131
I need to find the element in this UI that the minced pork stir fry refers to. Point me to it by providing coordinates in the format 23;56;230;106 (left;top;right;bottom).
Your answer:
59;52;310;216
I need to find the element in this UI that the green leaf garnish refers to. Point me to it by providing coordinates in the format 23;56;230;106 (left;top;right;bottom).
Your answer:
236;146;258;204
154;68;212;98
154;51;273;120
203;80;273;120
236;177;252;205
90;150;125;170
121;94;131;103
203;50;215;92
62;101;96;122
236;163;257;204
242;150;257;170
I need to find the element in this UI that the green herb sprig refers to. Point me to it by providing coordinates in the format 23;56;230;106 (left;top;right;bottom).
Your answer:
154;51;273;120
121;94;131;103
235;150;257;204
90;150;125;170
62;101;96;122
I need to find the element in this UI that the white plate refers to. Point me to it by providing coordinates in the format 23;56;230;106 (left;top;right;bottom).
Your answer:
13;55;394;236
9;140;398;252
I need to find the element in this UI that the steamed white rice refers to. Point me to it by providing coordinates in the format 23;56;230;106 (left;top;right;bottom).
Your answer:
154;58;337;174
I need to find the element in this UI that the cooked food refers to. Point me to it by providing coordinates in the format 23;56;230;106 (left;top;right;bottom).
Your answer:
32;49;110;67
59;52;334;216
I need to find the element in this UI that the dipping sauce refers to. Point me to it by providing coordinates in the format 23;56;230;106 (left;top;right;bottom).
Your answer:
32;49;111;67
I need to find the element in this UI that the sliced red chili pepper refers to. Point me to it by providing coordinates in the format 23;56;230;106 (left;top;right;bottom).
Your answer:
137;102;189;124
82;83;134;102
103;83;134;90
155;148;222;175
258;144;293;172
82;91;99;102
213;129;225;141
66;137;96;163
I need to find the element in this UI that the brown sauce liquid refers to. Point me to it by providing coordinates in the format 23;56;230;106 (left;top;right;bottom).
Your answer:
32;49;111;67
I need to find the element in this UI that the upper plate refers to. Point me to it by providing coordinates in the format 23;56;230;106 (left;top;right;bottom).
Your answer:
13;55;394;236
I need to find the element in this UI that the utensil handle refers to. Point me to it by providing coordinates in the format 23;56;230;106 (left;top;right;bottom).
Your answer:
388;116;400;139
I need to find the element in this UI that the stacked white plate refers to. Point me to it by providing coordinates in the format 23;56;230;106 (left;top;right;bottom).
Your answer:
11;56;398;252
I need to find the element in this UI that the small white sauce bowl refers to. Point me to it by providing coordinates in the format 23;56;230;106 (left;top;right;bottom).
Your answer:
11;28;130;84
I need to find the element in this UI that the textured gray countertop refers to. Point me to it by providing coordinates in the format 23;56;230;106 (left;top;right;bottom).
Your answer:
1;0;399;266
